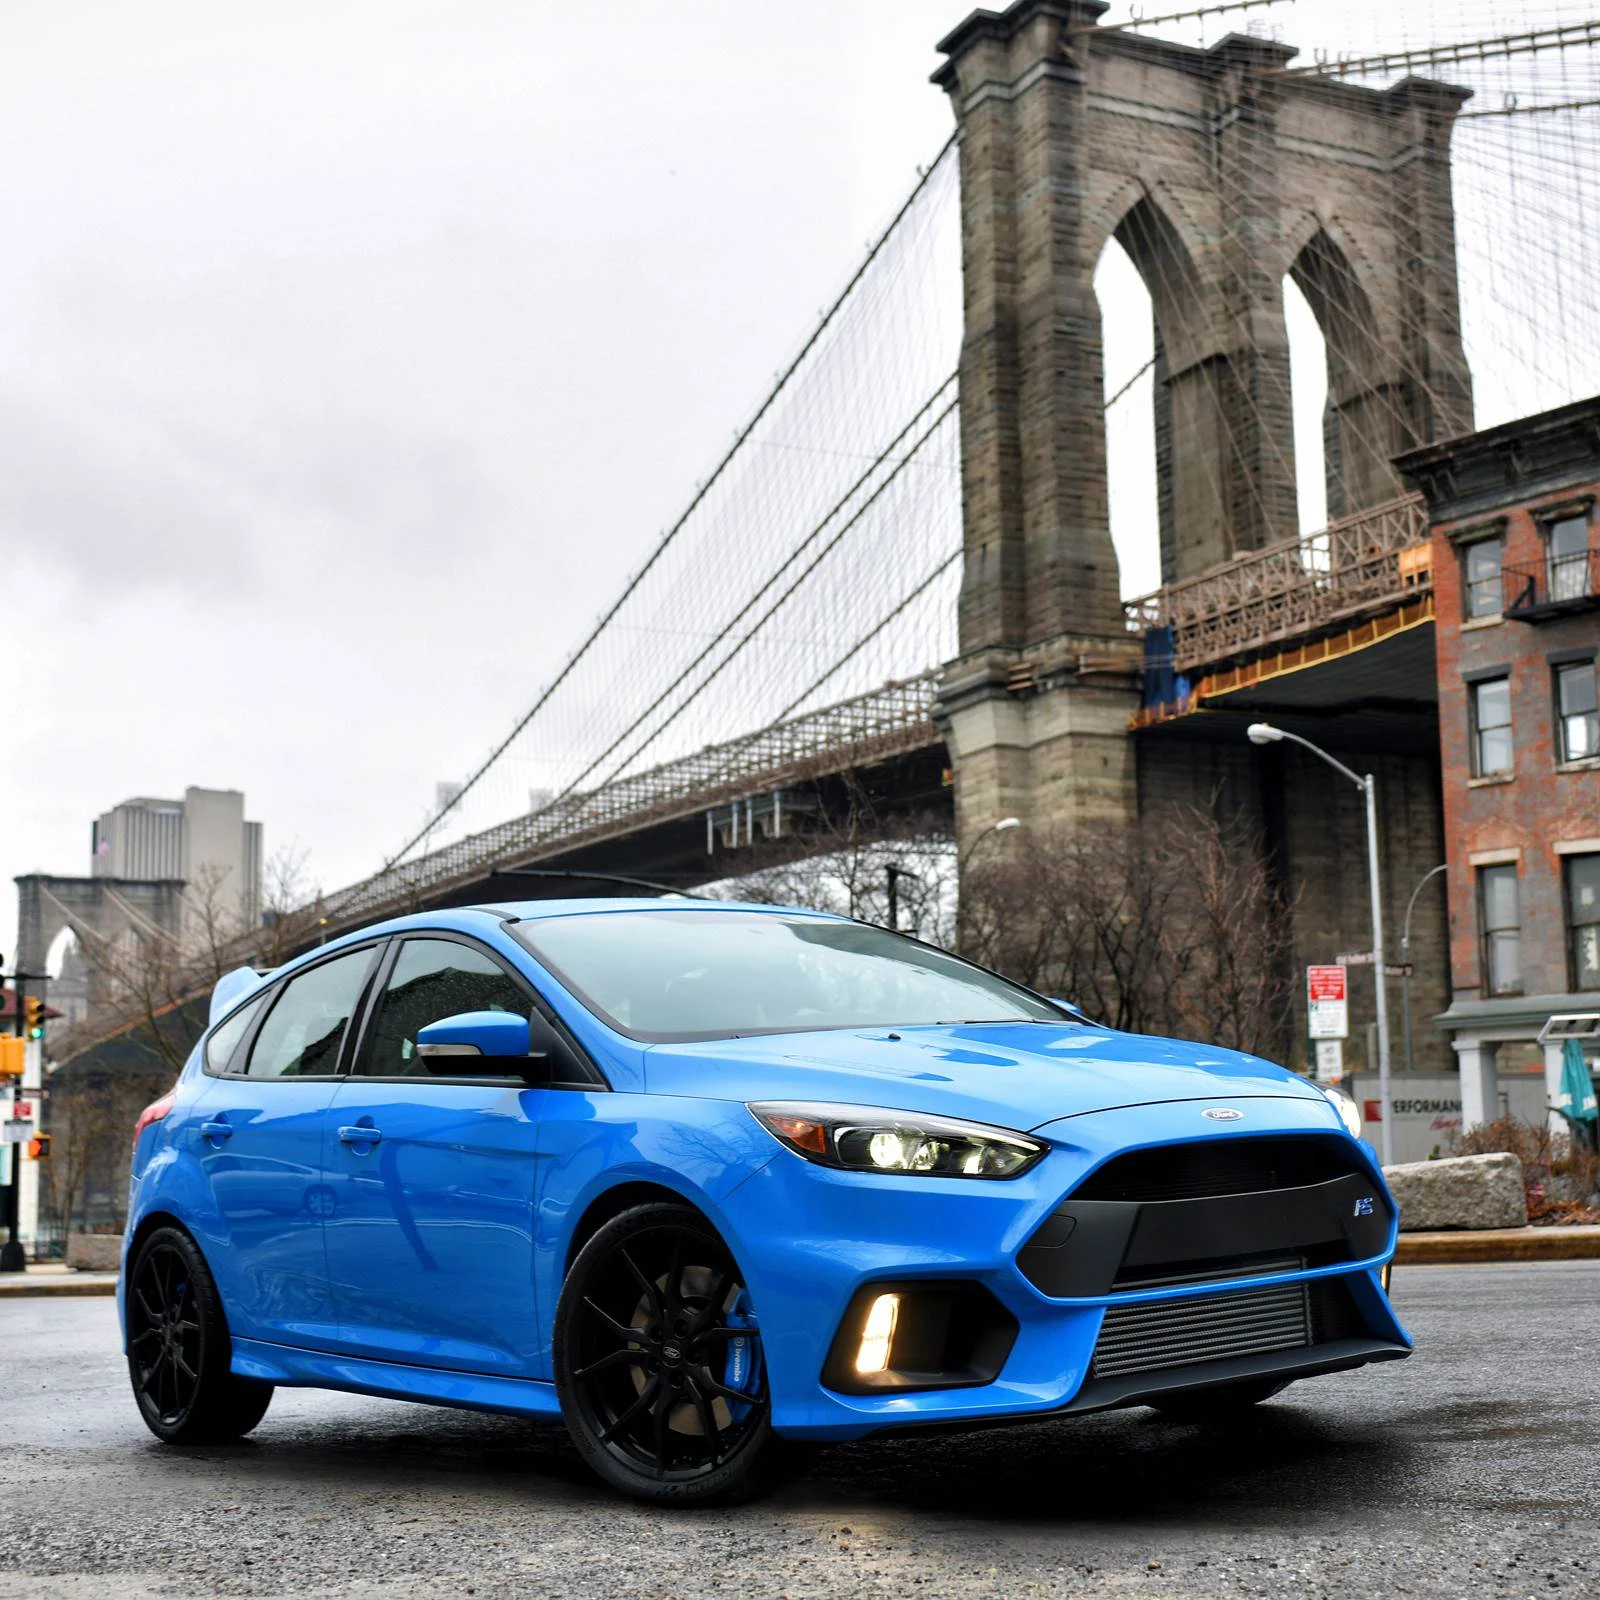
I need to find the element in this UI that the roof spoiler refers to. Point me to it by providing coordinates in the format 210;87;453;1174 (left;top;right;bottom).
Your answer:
210;965;277;1024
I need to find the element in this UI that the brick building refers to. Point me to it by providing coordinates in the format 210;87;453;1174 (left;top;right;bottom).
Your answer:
1398;396;1600;1127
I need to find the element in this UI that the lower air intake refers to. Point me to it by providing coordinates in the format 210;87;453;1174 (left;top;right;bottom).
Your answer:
1091;1279;1311;1379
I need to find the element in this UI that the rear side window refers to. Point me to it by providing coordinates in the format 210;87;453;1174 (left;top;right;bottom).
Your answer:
245;948;376;1079
205;994;267;1075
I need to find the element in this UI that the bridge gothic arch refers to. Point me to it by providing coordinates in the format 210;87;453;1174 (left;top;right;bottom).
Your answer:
932;0;1474;852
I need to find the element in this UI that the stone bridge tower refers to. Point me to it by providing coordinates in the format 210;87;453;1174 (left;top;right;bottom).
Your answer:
934;0;1474;852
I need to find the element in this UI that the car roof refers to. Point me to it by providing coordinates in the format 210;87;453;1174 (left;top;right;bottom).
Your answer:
474;896;840;923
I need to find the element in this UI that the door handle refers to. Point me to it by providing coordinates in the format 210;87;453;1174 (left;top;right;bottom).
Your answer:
338;1125;383;1146
199;1120;233;1142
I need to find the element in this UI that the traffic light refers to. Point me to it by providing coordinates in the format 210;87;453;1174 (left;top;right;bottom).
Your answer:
0;1036;22;1077
26;1133;49;1160
23;996;45;1040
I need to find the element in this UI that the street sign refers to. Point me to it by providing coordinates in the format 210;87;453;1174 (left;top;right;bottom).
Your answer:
1307;965;1348;1040
2;1118;34;1144
1335;952;1412;977
1313;1039;1344;1082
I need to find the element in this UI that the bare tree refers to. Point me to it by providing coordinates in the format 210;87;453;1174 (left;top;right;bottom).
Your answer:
704;781;956;939
959;806;1298;1057
61;846;325;1073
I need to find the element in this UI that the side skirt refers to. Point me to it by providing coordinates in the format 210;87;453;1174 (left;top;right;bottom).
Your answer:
230;1338;564;1422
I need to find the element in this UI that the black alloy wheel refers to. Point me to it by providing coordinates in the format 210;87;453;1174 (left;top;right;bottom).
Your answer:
126;1225;274;1445
554;1203;808;1505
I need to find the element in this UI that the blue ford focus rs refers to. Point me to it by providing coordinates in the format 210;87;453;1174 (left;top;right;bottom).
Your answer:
122;898;1408;1503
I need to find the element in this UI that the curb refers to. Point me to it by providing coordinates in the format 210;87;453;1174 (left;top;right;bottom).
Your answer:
1395;1225;1600;1264
0;1275;119;1298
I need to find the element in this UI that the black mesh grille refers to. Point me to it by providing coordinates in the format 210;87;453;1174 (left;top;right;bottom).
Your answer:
1092;1279;1311;1379
1071;1136;1359;1203
1114;1253;1304;1293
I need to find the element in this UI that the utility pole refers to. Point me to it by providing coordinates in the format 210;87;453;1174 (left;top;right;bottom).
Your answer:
1;968;48;1272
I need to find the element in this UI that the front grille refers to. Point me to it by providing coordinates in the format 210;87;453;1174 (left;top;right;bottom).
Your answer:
1114;1253;1303;1293
1091;1279;1311;1379
1072;1135;1357;1203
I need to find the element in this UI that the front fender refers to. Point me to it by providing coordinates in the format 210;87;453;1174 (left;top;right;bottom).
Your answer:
529;1091;777;1377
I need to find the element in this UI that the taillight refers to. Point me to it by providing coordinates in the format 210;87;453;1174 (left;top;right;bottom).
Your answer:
132;1092;176;1153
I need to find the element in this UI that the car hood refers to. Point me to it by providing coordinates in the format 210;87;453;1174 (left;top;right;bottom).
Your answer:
644;1021;1330;1133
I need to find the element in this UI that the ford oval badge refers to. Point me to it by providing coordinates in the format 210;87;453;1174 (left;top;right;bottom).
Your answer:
1202;1107;1243;1121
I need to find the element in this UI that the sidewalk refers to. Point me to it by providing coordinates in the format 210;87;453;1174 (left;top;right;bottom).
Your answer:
1395;1223;1600;1264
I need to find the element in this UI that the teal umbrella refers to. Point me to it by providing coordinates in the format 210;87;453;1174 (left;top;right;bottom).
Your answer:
1554;1037;1598;1125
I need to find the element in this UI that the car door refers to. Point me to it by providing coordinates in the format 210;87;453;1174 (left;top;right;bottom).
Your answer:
194;943;379;1349
323;933;589;1376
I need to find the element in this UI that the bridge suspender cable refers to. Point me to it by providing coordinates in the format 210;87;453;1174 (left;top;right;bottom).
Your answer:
378;132;961;875
551;391;961;801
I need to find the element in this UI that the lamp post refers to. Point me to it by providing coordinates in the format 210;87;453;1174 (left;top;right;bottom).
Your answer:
884;864;924;932
1246;723;1395;1166
1401;863;1447;1075
960;815;1021;872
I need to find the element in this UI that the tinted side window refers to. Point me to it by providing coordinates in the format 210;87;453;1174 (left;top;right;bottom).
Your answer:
360;938;532;1078
246;948;376;1079
205;994;267;1075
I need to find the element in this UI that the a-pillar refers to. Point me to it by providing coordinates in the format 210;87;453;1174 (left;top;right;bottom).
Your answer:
933;0;1140;860
1454;1036;1499;1130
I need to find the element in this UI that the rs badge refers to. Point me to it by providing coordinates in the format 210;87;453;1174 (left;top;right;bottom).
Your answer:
1354;1196;1375;1217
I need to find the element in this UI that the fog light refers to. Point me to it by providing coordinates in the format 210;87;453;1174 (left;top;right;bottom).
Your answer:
855;1292;900;1374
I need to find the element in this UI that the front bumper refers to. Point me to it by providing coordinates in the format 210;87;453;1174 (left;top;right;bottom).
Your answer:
720;1095;1409;1441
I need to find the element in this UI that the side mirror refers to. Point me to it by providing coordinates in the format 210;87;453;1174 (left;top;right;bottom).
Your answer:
415;1011;546;1079
1050;998;1089;1021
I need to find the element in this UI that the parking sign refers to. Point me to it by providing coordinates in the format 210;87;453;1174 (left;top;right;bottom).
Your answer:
1307;965;1348;1040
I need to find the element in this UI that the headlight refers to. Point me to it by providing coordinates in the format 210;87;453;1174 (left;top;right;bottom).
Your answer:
748;1101;1046;1179
1319;1085;1363;1140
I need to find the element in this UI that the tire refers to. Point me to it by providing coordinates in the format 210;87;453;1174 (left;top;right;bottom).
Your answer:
1147;1378;1289;1423
554;1202;808;1505
126;1225;274;1445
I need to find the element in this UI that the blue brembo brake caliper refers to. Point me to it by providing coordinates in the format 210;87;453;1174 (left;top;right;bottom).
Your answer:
722;1290;762;1422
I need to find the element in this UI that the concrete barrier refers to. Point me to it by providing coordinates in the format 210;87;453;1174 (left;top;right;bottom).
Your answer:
65;1234;123;1272
1383;1152;1528;1231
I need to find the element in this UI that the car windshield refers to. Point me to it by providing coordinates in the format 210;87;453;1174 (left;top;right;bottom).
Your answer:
510;909;1065;1042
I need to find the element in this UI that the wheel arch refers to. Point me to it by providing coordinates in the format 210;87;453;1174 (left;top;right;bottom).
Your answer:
563;1179;714;1276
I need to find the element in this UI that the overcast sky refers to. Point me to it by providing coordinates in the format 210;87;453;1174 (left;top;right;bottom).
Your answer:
3;0;1587;960
1;0;969;946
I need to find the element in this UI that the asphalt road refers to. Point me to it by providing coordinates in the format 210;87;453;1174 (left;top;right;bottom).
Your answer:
2;1263;1598;1599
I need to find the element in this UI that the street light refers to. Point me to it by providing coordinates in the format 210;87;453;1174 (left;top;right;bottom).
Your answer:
961;815;1021;870
1246;722;1395;1166
1401;863;1447;1075
884;863;923;932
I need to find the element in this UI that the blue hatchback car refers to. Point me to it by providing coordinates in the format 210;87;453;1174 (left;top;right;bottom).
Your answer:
122;898;1408;1503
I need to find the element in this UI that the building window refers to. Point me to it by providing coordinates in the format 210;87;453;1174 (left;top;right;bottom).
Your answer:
1478;863;1522;996
1461;534;1504;619
1546;512;1592;603
1469;676;1513;776
1568;854;1600;992
1556;660;1599;763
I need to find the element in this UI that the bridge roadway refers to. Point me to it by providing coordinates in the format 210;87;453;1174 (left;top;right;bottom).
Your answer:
318;672;952;935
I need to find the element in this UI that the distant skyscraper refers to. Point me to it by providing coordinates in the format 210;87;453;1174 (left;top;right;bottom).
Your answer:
91;787;263;929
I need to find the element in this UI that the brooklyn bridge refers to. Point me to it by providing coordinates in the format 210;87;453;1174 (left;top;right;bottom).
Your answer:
23;0;1600;1084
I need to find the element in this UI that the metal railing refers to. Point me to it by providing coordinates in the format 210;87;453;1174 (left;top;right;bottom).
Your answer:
1125;495;1431;673
1504;549;1600;619
323;673;945;927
